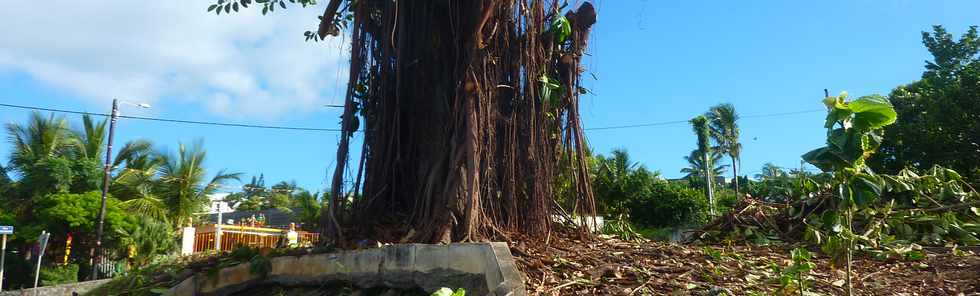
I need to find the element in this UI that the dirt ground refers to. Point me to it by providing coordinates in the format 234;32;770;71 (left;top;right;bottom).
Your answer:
510;233;980;296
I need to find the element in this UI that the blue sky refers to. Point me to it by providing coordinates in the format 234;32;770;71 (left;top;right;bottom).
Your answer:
1;0;978;192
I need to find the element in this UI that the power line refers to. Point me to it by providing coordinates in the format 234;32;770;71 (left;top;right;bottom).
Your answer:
0;103;344;132
584;109;824;131
584;119;691;131
1;102;823;133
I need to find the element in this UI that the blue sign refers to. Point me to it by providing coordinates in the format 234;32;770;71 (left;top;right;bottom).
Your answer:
0;226;11;235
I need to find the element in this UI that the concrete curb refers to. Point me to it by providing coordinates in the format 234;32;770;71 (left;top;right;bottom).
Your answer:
165;242;525;296
0;279;112;296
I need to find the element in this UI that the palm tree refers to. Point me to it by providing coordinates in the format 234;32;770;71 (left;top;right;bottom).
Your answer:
6;112;73;173
155;141;240;226
107;140;171;221
756;163;785;180
597;149;639;184
592;149;644;213
681;149;729;181
707;103;742;197
5;112;75;195
690;115;716;216
292;190;322;230
71;115;108;161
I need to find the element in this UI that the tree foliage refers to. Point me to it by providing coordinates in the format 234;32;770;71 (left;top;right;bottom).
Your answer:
706;103;742;196
115;217;177;268
592;149;708;229
681;149;728;187
156;141;241;226
870;25;980;186
0;112;236;287
34;191;133;236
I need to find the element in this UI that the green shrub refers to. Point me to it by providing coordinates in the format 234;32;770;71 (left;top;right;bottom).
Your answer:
39;264;79;286
629;182;708;228
230;246;259;262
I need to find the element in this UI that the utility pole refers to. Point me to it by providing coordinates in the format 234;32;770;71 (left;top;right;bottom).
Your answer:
91;99;118;280
0;225;12;291
0;233;5;291
215;200;224;252
88;99;149;280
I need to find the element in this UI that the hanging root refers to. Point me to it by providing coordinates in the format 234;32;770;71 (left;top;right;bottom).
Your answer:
320;0;599;245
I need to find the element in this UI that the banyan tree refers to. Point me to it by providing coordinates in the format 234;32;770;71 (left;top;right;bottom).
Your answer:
210;0;598;244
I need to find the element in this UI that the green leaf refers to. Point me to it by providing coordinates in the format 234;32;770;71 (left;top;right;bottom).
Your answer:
823;92;852;128
851;173;883;208
233;2;239;11
827;128;864;164
821;211;842;233
882;175;913;192
849;95;897;130
208;4;218;11
804;226;823;244
550;15;572;44
904;250;926;261
225;4;231;13
150;288;169;294
802;147;846;172
280;0;287;9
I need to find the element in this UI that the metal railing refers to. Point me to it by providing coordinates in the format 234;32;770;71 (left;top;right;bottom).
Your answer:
192;225;319;253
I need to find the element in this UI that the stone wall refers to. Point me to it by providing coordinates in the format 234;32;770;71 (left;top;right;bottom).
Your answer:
166;242;526;296
0;279;111;296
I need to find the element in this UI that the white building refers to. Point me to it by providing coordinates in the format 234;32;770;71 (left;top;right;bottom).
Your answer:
207;193;236;214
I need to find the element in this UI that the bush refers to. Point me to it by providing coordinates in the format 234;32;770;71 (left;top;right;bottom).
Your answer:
40;264;79;286
628;182;708;228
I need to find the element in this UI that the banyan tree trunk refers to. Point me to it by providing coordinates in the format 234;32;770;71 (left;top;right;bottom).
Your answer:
318;0;598;244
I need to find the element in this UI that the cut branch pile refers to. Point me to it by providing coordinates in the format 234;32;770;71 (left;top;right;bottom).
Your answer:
513;229;980;295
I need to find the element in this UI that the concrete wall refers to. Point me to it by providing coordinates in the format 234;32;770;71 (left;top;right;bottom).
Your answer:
0;279;111;296
166;242;525;296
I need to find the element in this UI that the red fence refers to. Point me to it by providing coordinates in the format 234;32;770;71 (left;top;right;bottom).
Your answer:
192;224;319;253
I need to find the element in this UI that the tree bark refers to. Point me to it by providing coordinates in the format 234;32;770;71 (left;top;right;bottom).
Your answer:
731;154;740;198
704;152;715;217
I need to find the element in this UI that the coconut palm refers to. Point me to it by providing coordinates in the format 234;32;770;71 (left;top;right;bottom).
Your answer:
6;112;73;174
593;149;643;213
155;141;240;226
707;103;742;197
71;115;108;161
690;115;717;216
681;149;729;182
5;112;76;196
292;190;322;230
756;163;785;180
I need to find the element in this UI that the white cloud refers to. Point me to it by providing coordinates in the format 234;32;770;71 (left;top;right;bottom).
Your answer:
0;0;348;120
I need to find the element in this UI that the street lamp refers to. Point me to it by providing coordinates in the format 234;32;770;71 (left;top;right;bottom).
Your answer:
91;99;150;280
213;199;227;252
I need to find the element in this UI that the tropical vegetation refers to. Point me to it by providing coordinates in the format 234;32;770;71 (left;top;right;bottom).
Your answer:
0;112;239;288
